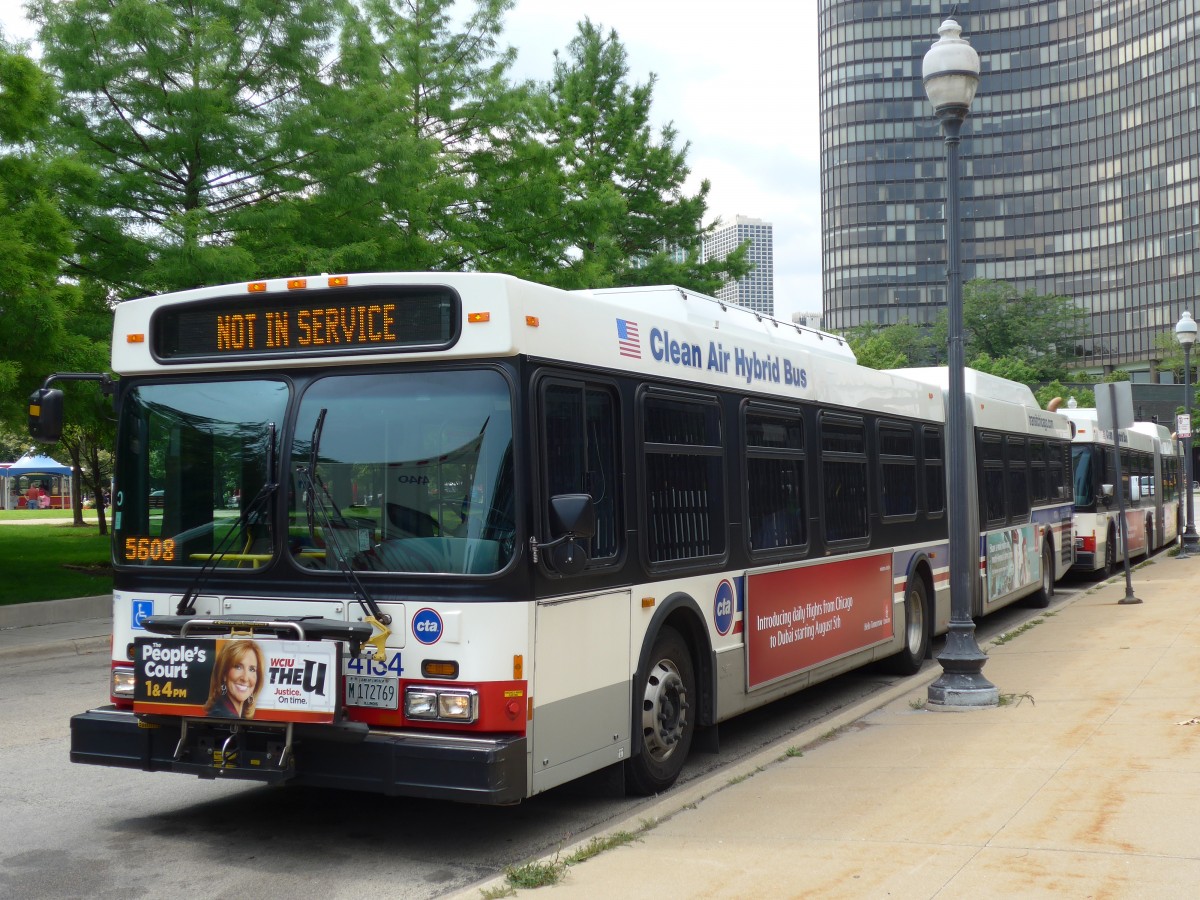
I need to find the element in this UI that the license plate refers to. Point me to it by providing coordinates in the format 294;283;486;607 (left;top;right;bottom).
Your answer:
345;675;398;709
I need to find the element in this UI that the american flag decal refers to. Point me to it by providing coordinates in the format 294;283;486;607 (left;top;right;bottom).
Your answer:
616;318;641;358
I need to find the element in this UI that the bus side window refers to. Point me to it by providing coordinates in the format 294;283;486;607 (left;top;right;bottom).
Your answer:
745;407;806;552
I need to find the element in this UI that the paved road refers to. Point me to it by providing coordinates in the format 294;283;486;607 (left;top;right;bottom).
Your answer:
0;570;1102;899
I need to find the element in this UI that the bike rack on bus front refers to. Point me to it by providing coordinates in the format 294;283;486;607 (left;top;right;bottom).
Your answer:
135;615;375;780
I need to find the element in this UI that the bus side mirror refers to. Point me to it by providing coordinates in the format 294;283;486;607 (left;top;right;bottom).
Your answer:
28;388;64;444
544;493;596;576
1100;483;1115;505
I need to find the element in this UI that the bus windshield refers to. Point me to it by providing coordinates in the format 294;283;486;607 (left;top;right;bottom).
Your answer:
114;379;289;568
289;369;516;575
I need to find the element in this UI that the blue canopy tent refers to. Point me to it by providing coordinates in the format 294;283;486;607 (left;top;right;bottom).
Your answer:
2;453;74;510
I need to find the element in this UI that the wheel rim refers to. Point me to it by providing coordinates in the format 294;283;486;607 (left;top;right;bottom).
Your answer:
906;589;925;654
641;657;689;762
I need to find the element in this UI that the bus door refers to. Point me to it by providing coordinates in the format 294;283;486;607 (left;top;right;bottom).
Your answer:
531;591;631;794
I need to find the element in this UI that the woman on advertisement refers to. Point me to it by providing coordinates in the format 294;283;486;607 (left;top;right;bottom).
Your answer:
204;640;265;719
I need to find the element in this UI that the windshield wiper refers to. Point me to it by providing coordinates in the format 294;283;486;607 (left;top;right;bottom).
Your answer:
176;423;278;616
297;409;391;627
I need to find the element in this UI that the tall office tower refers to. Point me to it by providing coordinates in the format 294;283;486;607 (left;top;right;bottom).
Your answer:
819;1;1199;373
793;311;824;330
704;216;775;316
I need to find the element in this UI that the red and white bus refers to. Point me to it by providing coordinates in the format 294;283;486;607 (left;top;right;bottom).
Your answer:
892;368;1076;611
1065;408;1183;576
33;273;1068;803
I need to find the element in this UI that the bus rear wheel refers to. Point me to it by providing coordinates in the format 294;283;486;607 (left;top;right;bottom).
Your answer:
1029;540;1054;608
626;627;695;796
885;577;929;675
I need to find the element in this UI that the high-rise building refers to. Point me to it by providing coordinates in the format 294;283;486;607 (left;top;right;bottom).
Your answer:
819;1;1198;374
792;311;824;330
704;216;775;316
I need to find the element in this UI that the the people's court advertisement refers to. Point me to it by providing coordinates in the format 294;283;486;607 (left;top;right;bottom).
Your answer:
133;637;339;723
746;554;895;690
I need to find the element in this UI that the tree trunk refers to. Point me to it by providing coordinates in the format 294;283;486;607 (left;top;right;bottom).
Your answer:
86;444;109;536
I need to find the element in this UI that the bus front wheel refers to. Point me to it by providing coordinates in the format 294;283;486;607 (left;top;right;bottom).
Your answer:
626;627;695;796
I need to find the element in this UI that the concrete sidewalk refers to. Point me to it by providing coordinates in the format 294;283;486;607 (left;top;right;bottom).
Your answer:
460;554;1200;899
0;595;111;662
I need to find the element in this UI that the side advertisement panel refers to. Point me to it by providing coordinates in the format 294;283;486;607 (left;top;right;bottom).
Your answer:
746;554;894;690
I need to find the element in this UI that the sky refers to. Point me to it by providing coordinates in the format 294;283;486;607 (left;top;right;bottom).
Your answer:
0;1;823;321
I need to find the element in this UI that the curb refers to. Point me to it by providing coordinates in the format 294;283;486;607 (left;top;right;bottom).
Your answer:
447;662;944;900
0;632;112;663
448;581;1104;900
0;595;111;630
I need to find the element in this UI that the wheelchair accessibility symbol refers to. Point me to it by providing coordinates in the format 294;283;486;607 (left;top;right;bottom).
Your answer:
131;599;153;631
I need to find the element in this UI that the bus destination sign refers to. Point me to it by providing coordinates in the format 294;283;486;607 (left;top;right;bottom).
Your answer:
152;286;460;361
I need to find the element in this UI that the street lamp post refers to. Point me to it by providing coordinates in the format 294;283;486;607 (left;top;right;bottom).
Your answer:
1176;311;1198;553
923;19;998;708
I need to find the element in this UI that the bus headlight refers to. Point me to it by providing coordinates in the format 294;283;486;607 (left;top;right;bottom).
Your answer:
112;665;136;699
405;686;478;723
437;691;476;720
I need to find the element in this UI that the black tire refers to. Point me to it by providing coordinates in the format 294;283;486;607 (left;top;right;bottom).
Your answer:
1029;540;1054;608
885;576;930;675
1145;519;1154;558
1100;528;1116;579
625;627;695;796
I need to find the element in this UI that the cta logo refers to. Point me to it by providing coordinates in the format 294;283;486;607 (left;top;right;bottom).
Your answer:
412;608;443;645
714;580;735;636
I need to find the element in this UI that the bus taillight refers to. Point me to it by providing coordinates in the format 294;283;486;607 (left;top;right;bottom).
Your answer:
1078;534;1096;553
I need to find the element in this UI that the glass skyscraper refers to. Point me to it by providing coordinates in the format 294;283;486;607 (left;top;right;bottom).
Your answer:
819;0;1199;373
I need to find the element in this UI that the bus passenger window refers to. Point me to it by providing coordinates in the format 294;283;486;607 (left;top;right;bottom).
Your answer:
746;409;806;552
820;415;868;543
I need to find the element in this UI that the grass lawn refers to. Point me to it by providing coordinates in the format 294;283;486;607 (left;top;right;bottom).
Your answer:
0;523;112;605
0;508;99;523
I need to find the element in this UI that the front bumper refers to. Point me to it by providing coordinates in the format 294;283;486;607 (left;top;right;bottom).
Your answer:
70;707;527;804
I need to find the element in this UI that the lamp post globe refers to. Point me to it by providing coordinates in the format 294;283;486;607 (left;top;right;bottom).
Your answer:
1176;311;1198;551
922;20;997;708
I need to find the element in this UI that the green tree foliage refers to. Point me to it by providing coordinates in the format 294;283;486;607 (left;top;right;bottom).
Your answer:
0;38;82;422
847;280;1087;388
238;0;548;276
966;353;1041;385
32;0;335;296
844;321;937;369
1034;381;1093;411
537;20;746;294
959;279;1086;380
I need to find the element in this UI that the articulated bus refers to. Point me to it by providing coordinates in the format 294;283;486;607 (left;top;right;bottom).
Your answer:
890;368;1076;611
1065;408;1183;576
32;273;1070;804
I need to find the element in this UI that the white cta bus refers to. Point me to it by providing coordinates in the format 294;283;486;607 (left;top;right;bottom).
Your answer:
891;368;1076;611
31;272;1067;803
1066;408;1183;576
